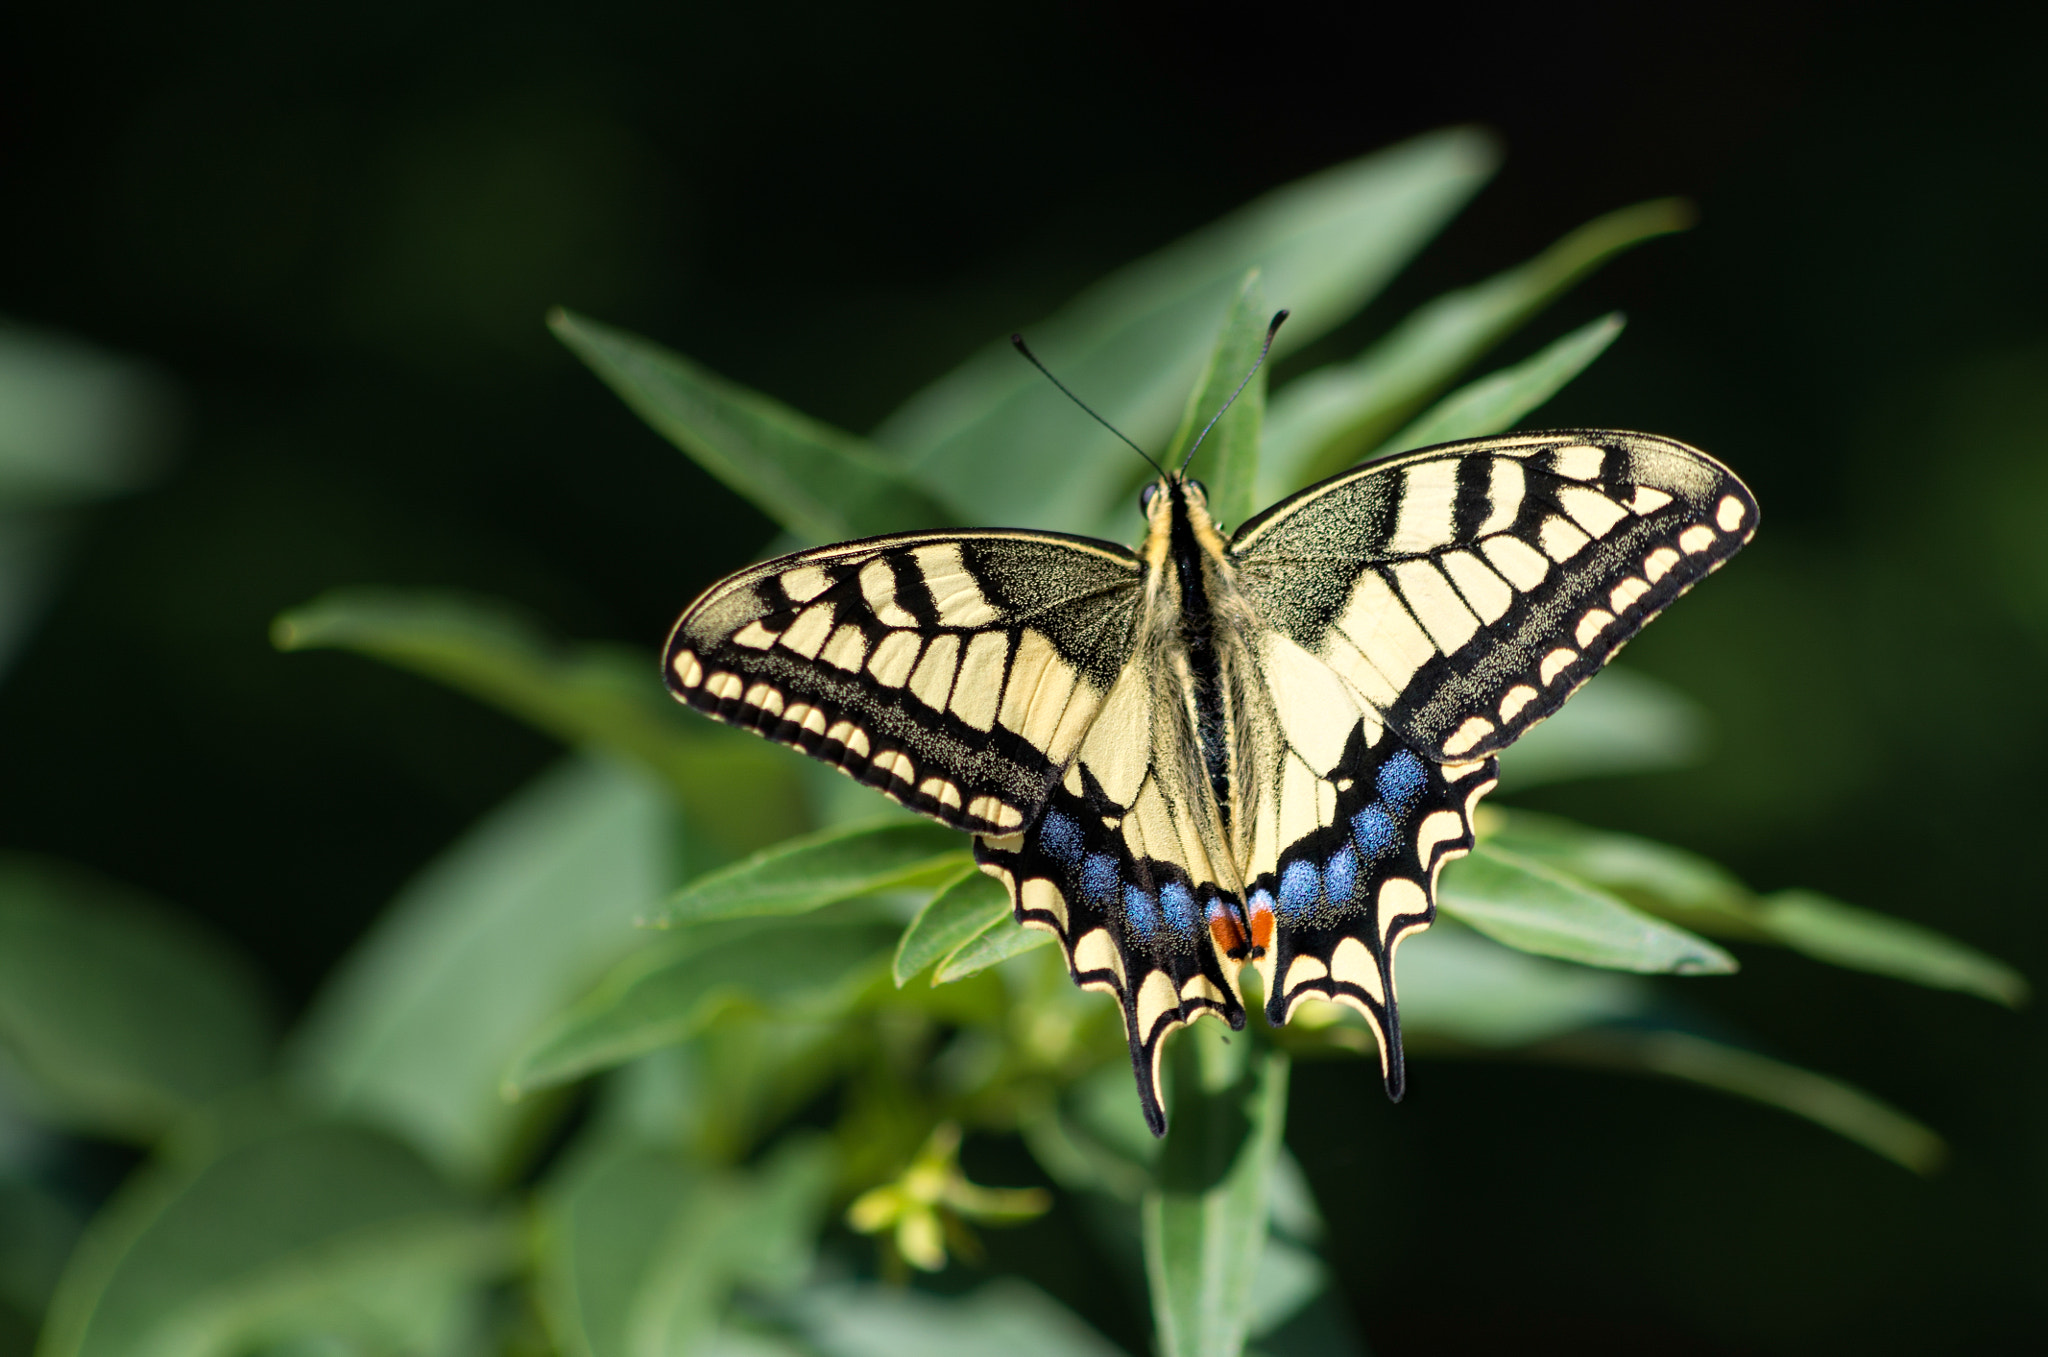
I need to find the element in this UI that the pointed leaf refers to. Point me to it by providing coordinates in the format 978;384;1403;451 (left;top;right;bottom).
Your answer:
1372;311;1625;456
657;821;968;925
1757;889;2028;1007
1388;922;1653;1049
1165;272;1272;530
1493;665;1708;790
39;1109;510;1357
893;867;1006;986
0;858;270;1142
1531;1029;1946;1173
794;1279;1126;1357
1143;1025;1289;1357
552;309;956;540
1260;198;1691;500
290;757;674;1183
505;913;900;1095
932;908;1052;985
878;129;1499;531
274;589;806;852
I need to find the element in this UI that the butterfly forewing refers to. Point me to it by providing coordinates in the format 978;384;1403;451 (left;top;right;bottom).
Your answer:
1229;430;1758;762
664;529;1142;835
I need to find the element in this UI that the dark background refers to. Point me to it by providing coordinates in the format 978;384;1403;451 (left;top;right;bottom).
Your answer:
4;1;2046;1351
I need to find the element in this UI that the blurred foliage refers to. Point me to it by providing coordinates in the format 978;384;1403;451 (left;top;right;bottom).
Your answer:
0;127;2026;1357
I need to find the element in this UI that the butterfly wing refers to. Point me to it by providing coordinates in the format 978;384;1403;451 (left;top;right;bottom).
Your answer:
665;528;1143;835
1228;430;1758;761
1224;430;1754;1087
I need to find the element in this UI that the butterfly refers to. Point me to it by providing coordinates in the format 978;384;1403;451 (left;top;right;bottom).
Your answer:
661;327;1756;1135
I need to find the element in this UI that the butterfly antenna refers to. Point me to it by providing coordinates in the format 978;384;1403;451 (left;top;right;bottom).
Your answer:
1010;333;1167;478
1180;309;1290;475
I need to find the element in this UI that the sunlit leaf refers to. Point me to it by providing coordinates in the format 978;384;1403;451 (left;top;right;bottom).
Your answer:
1259;198;1691;501
273;589;805;853
505;912;899;1095
893;867;1006;987
793;1278;1126;1357
1371;311;1625;456
1143;1025;1289;1357
1165;272;1272;532
932;910;1053;985
1529;1029;1947;1174
1757;889;2028;1008
878;129;1499;532
0;857;270;1142
1438;844;1736;975
551;308;957;541
1390;922;1653;1049
657;821;968;925
1492;665;1708;791
290;757;675;1184
38;1107;510;1357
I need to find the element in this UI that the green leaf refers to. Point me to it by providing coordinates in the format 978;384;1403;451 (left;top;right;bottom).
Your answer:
537;1135;836;1357
931;908;1053;985
273;588;806;853
657;820;967;925
1392;922;1653;1049
1530;1029;1947;1174
1756;889;2029;1008
551;308;957;541
38;1108;511;1357
877;129;1499;532
0;857;270;1142
1493;665;1709;790
289;757;675;1184
1143;1025;1289;1357
1483;811;2029;1006
0;321;175;510
794;1279;1127;1357
1259;198;1691;500
893;867;1007;987
1165;272;1273;531
1371;311;1626;456
505;913;900;1095
1437;844;1736;975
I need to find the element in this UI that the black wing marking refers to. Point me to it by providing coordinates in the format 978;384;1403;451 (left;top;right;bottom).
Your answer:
664;529;1141;835
1229;430;1757;762
975;757;1248;1137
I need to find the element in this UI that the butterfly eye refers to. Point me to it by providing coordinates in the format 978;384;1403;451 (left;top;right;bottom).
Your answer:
1188;479;1209;499
1139;483;1160;512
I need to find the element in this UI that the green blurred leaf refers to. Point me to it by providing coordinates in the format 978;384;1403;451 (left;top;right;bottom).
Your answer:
1530;1029;1947;1174
551;308;956;541
1438;844;1736;975
273;589;805;853
1243;1237;1325;1343
0;321;175;510
1393;922;1653;1049
1493;665;1709;791
506;913;900;1096
39;1108;510;1357
1143;1025;1289;1357
893;868;1006;987
1371;311;1625;456
1756;890;2029;1008
878;129;1499;532
932;909;1053;986
657;821;966;926
290;757;675;1184
538;1135;836;1357
0;858;270;1142
1165;273;1272;531
1259;198;1691;500
1483;811;2028;1005
794;1279;1126;1357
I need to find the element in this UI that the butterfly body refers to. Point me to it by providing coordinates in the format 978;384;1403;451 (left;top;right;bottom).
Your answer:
664;430;1756;1134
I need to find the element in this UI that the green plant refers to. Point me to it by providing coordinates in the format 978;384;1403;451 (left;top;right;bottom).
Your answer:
0;129;2024;1357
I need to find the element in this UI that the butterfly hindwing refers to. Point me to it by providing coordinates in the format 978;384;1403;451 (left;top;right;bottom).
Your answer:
1229;430;1757;761
665;529;1142;835
975;755;1248;1137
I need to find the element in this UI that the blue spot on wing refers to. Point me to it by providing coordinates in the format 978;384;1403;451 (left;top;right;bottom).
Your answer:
1279;860;1321;919
1125;886;1160;937
1352;806;1397;860
1083;853;1121;907
1377;751;1427;809
1159;882;1196;935
1039;810;1084;868
1323;842;1359;904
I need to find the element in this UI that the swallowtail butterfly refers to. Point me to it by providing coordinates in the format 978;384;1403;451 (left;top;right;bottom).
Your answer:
663;339;1755;1134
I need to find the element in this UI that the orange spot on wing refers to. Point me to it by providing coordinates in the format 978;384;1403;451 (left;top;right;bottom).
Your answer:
1209;913;1249;957
1248;904;1275;956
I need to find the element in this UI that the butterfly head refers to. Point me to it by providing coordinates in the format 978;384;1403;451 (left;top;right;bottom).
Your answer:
1138;474;1209;523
